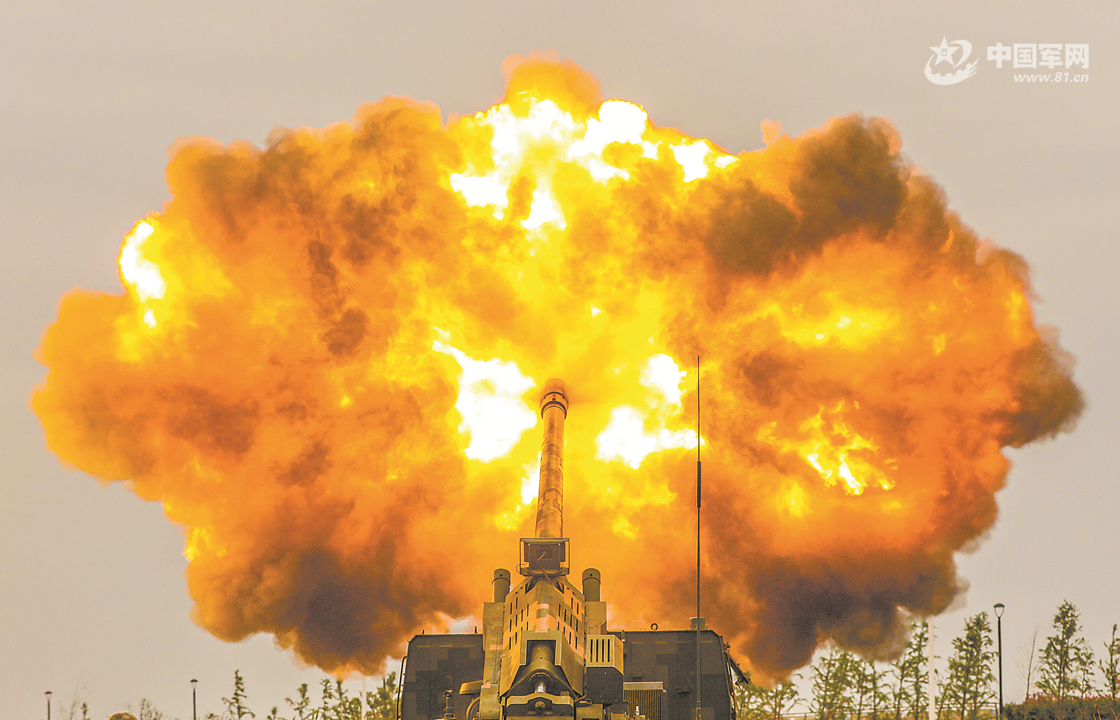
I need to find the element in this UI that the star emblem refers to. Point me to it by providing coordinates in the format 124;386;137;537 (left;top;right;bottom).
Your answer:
930;38;958;66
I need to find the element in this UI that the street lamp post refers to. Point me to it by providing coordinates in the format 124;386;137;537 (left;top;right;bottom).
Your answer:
192;678;198;720
46;690;52;720
994;603;1005;720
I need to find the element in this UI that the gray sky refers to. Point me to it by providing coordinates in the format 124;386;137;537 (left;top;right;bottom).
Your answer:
3;2;1117;718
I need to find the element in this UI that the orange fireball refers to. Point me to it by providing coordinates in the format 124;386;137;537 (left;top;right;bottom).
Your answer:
33;55;1081;679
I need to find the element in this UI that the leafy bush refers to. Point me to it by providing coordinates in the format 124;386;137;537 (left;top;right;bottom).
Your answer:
1005;696;1120;720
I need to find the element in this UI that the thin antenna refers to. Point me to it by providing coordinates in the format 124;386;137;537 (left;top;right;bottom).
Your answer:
695;354;702;720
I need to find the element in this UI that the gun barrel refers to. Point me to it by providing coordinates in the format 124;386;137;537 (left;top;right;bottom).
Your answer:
535;379;568;538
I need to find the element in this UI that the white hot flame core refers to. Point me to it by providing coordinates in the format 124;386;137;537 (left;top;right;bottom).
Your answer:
449;100;578;218
522;186;567;231
669;140;712;182
595;354;698;469
433;333;538;461
119;220;166;302
521;459;541;505
640;353;686;406
449;98;735;227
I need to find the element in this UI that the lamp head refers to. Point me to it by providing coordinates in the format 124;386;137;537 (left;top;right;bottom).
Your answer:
994;602;1005;618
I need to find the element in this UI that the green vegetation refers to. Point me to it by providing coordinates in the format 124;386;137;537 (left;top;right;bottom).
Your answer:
108;602;1117;720
892;621;930;720
852;655;890;720
732;605;1115;720
127;670;401;720
812;647;861;720
737;672;801;720
940;613;997;720
1004;697;1120;720
223;670;255;720
1098;625;1119;701
1037;602;1096;701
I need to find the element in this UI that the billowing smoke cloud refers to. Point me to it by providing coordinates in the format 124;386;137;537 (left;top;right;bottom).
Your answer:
34;55;1081;679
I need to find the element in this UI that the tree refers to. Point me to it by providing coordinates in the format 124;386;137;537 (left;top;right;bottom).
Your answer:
891;621;929;720
315;678;365;720
852;658;890;720
136;699;165;720
1035;601;1095;701
736;679;769;720
319;678;335;720
1100;624;1120;700
286;683;312;720
57;682;93;720
735;673;801;720
366;673;400;720
939;613;996;720
334;680;361;720
1016;630;1039;701
812;646;859;720
223;669;256;720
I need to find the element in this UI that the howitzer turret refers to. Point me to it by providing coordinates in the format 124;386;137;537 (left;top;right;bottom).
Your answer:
400;380;747;720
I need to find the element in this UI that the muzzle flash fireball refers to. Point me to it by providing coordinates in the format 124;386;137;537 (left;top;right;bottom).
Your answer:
401;381;746;720
34;55;1081;682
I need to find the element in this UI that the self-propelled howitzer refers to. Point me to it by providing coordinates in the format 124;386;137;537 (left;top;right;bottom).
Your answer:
400;380;747;720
